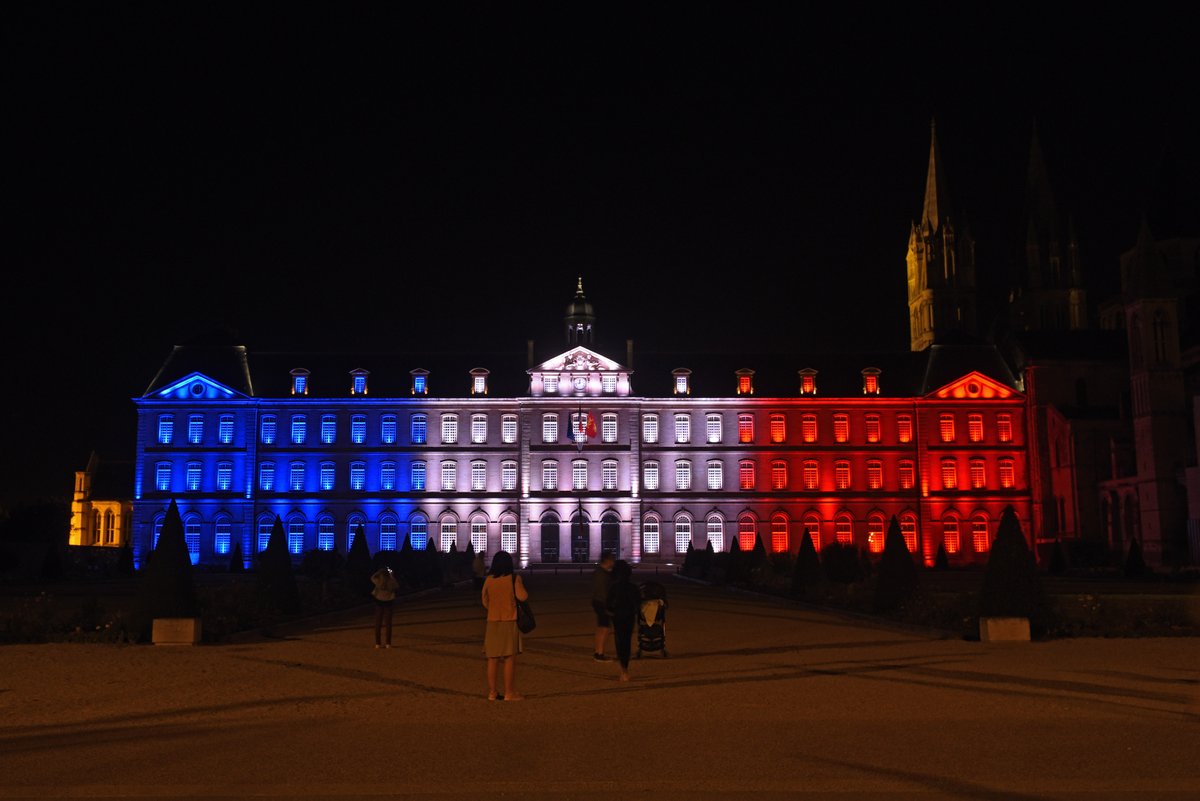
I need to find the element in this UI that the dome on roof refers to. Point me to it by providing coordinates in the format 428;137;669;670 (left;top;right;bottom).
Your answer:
564;277;595;320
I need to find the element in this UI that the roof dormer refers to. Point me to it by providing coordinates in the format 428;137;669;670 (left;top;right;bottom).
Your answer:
673;368;692;396
735;368;755;396
799;368;818;396
350;368;369;396
862;367;881;395
470;368;489;395
290;368;310;396
411;368;429;396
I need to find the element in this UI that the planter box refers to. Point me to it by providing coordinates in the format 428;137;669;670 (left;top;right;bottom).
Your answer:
153;617;202;645
979;616;1030;642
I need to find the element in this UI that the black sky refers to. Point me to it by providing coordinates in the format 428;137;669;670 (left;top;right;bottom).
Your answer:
4;4;1198;505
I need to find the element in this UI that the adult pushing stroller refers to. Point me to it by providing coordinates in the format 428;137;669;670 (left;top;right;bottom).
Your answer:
636;580;669;658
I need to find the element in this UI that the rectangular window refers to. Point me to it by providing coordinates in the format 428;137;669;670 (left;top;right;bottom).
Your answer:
708;518;725;551
835;518;853;546
602;374;617;393
942;519;960;554
997;414;1013;443
288;520;304;554
411;415;427;444
381;462;397;491
502;415;518;444
411;461;426;491
188;415;203;445
474;375;487;394
707;414;723;444
259;463;275;492
294;374;307;395
501;461;517;491
643;461;659;491
834;461;850;490
258;521;273;553
501;520;518;554
864;373;879;394
602;460;617;491
543;375;558;394
675;460;692;491
413;374;426;394
320;462;335;491
351;415;366;444
291;415;307;445
740;461;756;490
675;374;689;395
642;414;659;444
771;460;788;491
642;519;660;554
353;374;366;395
803;518;820;551
970;459;985;489
675;414;690;444
940;414;955;443
769;414;786;444
471;460;486;491
440;521;456;553
378;519;397;551
471;520;487;553
186;462;201;491
897;414;912;443
381;415;397;444
800;373;815;395
602;413;618;443
674;518;691;553
801;414;817;443
441;415;458;445
219;414;234;444
471;414;487;444
738;414;754;444
261;415;276;445
833;414;849;443
899;461;915;490
572;459;587;491
215;520;232;555
156;462;171;491
408;520;427;551
770;517;787;553
867;460;882;490
217;462;232;491
542;461;558;491
318;519;335;551
941;459;957;489
802;461;818;491
867;518;885;553
900;519;918;553
350;462;365;491
707;461;723;490
968;413;983;443
543;414;558;444
289;462;304;491
440;461;457;492
185;519;200;560
865;415;880;443
321;415;336;444
158;415;174;445
999;459;1015;488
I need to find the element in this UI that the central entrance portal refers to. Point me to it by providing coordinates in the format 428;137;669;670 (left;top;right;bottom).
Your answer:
571;513;590;563
601;512;620;558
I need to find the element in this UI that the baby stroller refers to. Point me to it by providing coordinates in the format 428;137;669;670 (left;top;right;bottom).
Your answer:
636;581;669;658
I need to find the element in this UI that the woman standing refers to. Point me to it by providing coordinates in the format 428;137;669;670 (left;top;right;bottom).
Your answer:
370;565;400;649
606;560;641;682
481;550;527;701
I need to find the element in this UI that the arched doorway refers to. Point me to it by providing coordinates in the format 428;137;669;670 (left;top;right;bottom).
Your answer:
540;514;560;563
571;513;590;563
600;513;620;558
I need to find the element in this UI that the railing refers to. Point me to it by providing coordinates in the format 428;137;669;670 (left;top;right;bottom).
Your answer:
520;562;678;577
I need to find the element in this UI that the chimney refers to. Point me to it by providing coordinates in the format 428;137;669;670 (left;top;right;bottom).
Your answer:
626;339;634;368
527;340;535;369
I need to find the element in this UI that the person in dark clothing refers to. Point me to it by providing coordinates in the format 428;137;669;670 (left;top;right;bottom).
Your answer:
605;559;641;681
591;550;615;661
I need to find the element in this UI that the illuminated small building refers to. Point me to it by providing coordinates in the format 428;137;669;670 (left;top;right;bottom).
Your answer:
70;452;133;548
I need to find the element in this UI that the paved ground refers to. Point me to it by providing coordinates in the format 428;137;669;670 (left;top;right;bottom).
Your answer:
1;572;1198;800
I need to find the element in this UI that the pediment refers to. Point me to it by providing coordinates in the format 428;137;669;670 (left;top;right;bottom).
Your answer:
153;372;246;400
928;371;1019;400
529;346;627;374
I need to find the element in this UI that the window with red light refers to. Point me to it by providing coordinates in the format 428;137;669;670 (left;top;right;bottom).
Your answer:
900;514;918;553
800;371;816;395
939;414;955;443
739;460;756;490
833;414;849;443
897;414;912;443
867;515;885;553
867;460;882;489
863;373;878;395
834;460;850;490
941;458;957;489
802;460;819;490
971;515;990;552
801;414;817;443
969;459;985;489
738;515;756;550
771;459;788;490
997;414;1013;443
769;414;786;443
770;514;788;553
999;459;1015;488
738;374;752;395
942;516;960;554
738;414;754;443
865;415;880;443
803;516;821;551
835;515;853;546
968;414;983;442
898;461;915;490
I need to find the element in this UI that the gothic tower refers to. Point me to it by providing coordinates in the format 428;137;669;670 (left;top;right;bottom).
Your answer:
906;120;977;351
564;277;596;346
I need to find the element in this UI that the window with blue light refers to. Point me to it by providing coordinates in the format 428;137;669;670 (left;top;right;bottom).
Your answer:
379;516;397;551
381;414;397;444
411;461;426;491
288;519;304;554
155;462;172;492
381;461;396;491
186;462;202;491
320;461;335;491
214;519;231;555
261;415;277;445
351;415;366;444
413;374;426;394
291;415;307;445
152;515;165;549
218;414;234;444
347;515;365;551
260;462;275;491
321;414;336;444
217;461;232;491
350;462;366;490
158;415;174;445
188;415;204;444
258;519;274;552
410;517;428;550
289;461;305;491
293;374;307;395
318;518;334;551
184;517;201;563
353;374;367;395
411;414;427;444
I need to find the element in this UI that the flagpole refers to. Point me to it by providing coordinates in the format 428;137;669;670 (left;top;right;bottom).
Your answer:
577;394;584;562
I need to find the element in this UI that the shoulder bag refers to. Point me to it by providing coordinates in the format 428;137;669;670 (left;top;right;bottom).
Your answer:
512;574;536;633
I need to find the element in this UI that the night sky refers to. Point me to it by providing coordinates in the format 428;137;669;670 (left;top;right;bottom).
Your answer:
5;4;1197;506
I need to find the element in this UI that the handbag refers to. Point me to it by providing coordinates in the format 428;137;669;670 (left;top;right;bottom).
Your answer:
512;574;536;633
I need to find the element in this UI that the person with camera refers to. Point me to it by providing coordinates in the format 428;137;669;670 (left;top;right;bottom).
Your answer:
370;564;400;649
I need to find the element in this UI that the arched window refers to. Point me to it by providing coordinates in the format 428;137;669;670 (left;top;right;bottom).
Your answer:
152;512;166;550
158;414;175;445
440;515;458;552
470;515;488;554
706;460;723;490
409;514;428;550
349;461;366;491
707;413;723;444
321;414;336;444
317;515;335;551
737;514;756;551
291;415;307;445
642;514;660;555
378;513;398;551
260;462;277;492
674;513;692;555
739;460;756;490
900;512;918;554
737;414;754;443
214;514;232;555
500;514;518;555
771;459;788;490
706;513;724;551
601;412;618;443
103;510;115;545
289;461;305;491
188;414;204;445
971;512;990;553
381;414;398;444
941;458;957;490
867;513;885;554
803;513;821;551
346;513;365;551
834;513;853;546
942;513;960;554
769;413;786;444
540;512;560;563
833;414;849;443
179;513;201;565
287;514;305;555
770;512;788;553
410;414;427;444
257;515;276;553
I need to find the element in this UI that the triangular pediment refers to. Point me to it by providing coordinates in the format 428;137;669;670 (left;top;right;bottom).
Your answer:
928;371;1019;400
528;346;627;374
153;372;247;400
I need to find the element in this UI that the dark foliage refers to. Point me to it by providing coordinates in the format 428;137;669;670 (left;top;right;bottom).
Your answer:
229;540;245;573
425;536;443;587
301;548;344;581
1066;538;1111;568
136;500;198;629
116;543;134;576
821;542;861;584
345;524;373;595
933;542;950;571
791;531;823;596
40;544;64;580
1049;539;1068;575
0;501;70;544
874;515;919;612
256;516;300;614
979;506;1046;624
1123;537;1146;578
681;541;698;576
726;536;743;584
700;539;715;578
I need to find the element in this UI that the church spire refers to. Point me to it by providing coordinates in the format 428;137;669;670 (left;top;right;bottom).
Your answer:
564;277;596;346
922;118;952;233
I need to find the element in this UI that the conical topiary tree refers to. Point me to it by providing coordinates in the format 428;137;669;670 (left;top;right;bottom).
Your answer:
933;542;950;571
746;535;768;586
874;515;919;612
727;536;744;585
345;523;372;595
115;543;134;576
979;506;1044;624
681;541;697;576
257;515;300;614
700;539;716;579
425;536;443;587
1123;537;1146;578
137;499;198;633
790;528;822;597
229;540;245;573
1048;539;1067;575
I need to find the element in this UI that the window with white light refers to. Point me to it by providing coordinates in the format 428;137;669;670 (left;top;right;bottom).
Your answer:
350;415;366;444
674;414;690;444
217;461;232;491
602;459;617;491
318;518;335;551
674;516;692;553
572;459;588;490
542;414;558;443
289;461;304;491
501;414;517;444
642;414;659;444
643;461;659;490
642;517;660;554
320;461;334;491
291;415;306;445
602;374;617;393
215;518;232;555
471;414;487;444
411;414;427;444
259;462;275;491
378;517;397;551
381;461;397;491
602;413;618;443
542;460;558;491
441;414;458;445
381;414;397;444
706;414;722;444
288;518;304;554
471;460;486;491
707;515;724;551
674;372;689;395
707;460;723;490
471;519;487;553
350;462;365;491
411;461;426;491
440;460;457;492
473;374;487;395
158;415;174;445
156;462;171;492
219;414;234;444
501;460;517;491
544;375;558;394
188;415;204;445
186;462;202;491
440;520;457;552
320;414;336;444
500;519;517;554
261;415;276;445
675;460;692;490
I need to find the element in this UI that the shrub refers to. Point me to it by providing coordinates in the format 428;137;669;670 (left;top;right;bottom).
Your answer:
115;543;134;576
229;540;245;573
700;540;716;579
681;542;697;576
1124;538;1146;578
791;532;822;597
979;506;1046;627
822;542;861;584
726;536;744;584
345;524;373;596
933;543;950;571
424;536;443;587
256;516;300;614
874;515;919;612
136;499;198;634
1049;539;1067;575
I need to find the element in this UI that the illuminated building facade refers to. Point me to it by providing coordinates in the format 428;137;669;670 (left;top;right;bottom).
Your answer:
69;452;133;548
